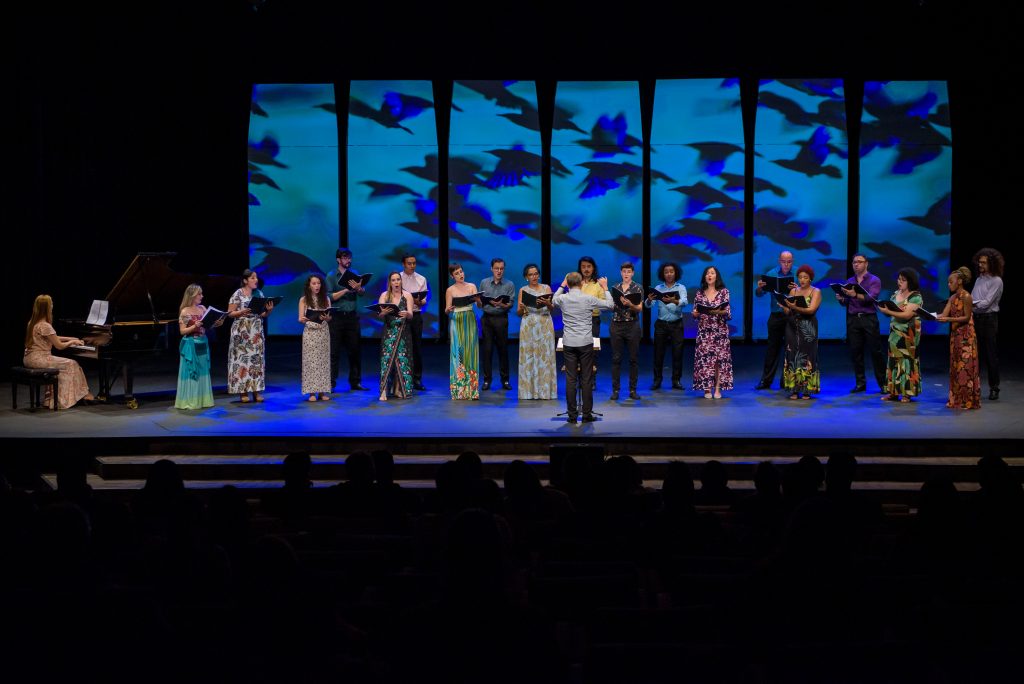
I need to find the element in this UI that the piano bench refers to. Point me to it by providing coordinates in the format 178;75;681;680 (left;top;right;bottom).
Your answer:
11;366;60;411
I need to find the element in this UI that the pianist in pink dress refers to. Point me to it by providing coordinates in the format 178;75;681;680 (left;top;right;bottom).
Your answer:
23;294;95;409
175;284;220;410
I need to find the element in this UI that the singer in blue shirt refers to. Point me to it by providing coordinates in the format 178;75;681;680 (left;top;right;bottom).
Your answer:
645;262;688;390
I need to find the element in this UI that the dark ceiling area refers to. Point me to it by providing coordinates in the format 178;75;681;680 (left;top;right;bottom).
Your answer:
6;1;1020;357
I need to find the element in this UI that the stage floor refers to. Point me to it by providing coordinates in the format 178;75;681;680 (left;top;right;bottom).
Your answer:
2;339;1020;444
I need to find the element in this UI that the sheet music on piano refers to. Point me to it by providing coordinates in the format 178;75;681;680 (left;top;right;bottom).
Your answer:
86;300;109;326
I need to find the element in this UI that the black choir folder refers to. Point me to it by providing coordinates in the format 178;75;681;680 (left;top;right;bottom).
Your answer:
915;307;940;321
772;291;803;306
521;290;552;308
874;299;904;313
200;306;228;331
342;272;373;289
366;303;401;315
451;294;480;308
612;287;644;306
760;274;795;293
694;302;727;315
645;286;682;303
479;293;511;306
830;282;875;300
410;290;428;302
248;296;282;315
304;307;338;323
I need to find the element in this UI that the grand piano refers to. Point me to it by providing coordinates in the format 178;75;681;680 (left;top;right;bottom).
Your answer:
58;252;238;408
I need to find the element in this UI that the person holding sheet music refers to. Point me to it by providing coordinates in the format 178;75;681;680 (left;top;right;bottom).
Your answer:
227;269;274;403
517;263;557;400
298;274;332;402
376;272;414;401
445;263;480;400
553;271;613;422
175;284;222;410
23;294;96;409
835;253;885;393
971;248;1003;400
326;247;366;392
877;268;924;403
479;257;515;391
645;262;687;391
754;251;796;390
400;253;429;391
609;262;644;401
935;266;981;410
692;266;733;400
781;265;822;400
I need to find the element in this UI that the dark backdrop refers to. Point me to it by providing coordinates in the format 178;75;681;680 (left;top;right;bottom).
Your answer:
7;2;1020;375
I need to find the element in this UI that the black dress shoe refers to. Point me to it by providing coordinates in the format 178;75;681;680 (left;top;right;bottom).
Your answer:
850;385;867;393
502;381;512;390
609;390;619;401
413;383;426;391
989;389;999;401
582;414;596;423
754;382;771;390
651;380;662;390
566;414;578;424
351;384;368;391
672;382;684;390
482;381;491;390
629;390;641;400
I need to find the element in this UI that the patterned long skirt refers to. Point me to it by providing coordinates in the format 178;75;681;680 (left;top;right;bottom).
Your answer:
301;321;332;395
380;316;412;399
948;320;981;409
228;316;265;394
783;315;820;393
885;319;922;397
518;312;557;399
449;310;479;400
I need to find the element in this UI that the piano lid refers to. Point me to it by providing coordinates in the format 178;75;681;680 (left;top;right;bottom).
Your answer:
104;252;238;323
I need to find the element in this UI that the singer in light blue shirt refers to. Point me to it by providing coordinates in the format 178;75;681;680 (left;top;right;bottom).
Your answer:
644;262;688;389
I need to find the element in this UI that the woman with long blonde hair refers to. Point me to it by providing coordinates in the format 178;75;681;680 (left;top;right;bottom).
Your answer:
376;271;414;401
175;283;221;409
23;294;95;409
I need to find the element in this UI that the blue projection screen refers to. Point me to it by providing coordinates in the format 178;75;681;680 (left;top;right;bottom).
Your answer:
551;81;643;336
248;83;340;335
348;80;439;338
448;81;542;339
859;81;951;335
651;78;745;338
752;79;849;340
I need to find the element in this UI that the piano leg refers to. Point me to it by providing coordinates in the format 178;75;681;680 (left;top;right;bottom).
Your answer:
98;359;111;402
124;362;138;409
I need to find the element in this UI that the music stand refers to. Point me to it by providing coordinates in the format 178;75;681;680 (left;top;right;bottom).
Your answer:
555;337;603;420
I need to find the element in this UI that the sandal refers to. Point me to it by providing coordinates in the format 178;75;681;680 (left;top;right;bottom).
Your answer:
801;394;813;400
899;396;912;403
788;393;799;400
880;394;897;402
254;394;265;403
704;392;713;400
308;395;318;402
240;395;251;404
319;394;330;401
713;391;722;399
